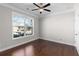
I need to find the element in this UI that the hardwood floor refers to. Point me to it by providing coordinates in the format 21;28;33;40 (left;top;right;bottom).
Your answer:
0;39;78;56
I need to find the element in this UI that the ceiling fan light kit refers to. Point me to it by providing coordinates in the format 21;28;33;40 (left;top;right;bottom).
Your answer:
32;3;51;14
39;9;44;12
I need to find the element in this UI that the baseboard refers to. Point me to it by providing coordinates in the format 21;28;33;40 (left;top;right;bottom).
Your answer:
0;37;39;52
39;37;75;47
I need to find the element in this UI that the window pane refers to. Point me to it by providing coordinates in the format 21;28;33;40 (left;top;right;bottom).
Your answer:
12;15;25;38
25;18;33;35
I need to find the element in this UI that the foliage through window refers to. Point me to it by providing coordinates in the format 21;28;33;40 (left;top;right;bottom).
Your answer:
12;12;33;39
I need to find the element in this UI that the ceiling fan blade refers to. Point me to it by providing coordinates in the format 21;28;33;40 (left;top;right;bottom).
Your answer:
44;9;51;12
32;9;39;11
43;3;50;8
33;3;40;8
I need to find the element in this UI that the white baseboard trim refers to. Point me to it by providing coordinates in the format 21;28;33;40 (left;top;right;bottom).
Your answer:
0;37;39;52
40;37;75;46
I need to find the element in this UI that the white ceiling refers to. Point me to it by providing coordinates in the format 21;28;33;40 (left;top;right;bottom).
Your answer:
8;3;74;18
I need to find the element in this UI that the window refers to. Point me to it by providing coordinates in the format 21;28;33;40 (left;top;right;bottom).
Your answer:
25;19;33;35
12;12;33;39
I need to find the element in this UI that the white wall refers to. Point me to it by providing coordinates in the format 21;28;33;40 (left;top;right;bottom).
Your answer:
0;5;39;51
74;4;79;54
39;12;75;45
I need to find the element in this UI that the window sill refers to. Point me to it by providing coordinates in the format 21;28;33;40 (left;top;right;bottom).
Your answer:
12;34;34;40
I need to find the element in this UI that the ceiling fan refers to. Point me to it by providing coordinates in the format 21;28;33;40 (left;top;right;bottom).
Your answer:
32;3;51;14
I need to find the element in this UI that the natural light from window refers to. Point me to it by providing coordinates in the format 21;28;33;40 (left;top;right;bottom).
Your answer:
12;12;33;39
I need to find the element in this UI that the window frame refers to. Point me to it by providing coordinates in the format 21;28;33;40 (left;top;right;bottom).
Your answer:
12;11;34;40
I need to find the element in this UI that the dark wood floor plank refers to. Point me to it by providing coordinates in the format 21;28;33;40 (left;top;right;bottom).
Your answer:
0;39;78;56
